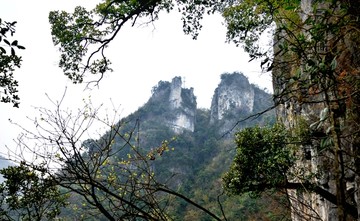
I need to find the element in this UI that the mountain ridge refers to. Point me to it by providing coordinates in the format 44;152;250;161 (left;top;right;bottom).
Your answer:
126;72;274;137
72;71;285;220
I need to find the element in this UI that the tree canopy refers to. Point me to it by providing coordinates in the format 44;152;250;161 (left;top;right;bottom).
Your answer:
223;124;294;196
0;18;25;107
48;0;223;84
0;162;67;221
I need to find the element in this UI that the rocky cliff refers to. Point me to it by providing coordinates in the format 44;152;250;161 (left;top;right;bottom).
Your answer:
210;72;273;134
169;77;196;133
145;76;196;134
210;73;254;122
80;72;277;220
127;73;273;138
272;1;360;220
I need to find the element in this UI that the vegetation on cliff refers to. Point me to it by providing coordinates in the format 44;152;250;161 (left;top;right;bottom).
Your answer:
220;1;360;220
2;0;360;220
0;73;280;220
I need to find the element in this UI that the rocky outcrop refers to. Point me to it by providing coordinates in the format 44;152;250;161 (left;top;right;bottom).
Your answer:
168;77;196;133
149;76;196;134
144;73;273;137
210;72;273;134
210;73;254;123
273;1;360;220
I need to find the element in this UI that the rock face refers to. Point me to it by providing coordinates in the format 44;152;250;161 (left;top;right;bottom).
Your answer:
168;77;196;133
210;73;254;122
149;76;196;134
143;73;272;136
210;72;273;133
273;1;360;220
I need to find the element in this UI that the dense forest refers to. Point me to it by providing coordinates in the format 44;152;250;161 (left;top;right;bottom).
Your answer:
1;0;360;220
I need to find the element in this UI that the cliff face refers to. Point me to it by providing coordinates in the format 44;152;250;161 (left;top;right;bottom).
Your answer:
210;73;254;122
88;72;277;220
273;1;360;220
115;73;277;212
147;76;196;134
133;73;272;137
168;77;196;133
210;72;273;133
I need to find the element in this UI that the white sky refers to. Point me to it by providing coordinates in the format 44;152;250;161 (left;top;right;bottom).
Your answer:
0;1;273;153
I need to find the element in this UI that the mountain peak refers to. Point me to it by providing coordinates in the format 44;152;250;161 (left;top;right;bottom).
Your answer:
210;72;254;122
147;76;196;134
132;73;272;135
209;72;274;133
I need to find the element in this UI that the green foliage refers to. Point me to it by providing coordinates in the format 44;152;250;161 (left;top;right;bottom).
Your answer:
180;88;196;110
0;163;67;221
49;0;175;83
176;0;220;39
259;2;360;218
48;0;247;82
45;0;303;86
92;90;281;220
220;192;290;221
45;0;360;219
220;72;249;88
222;0;300;63
223;123;295;196
5;79;280;220
176;1;360;218
49;6;106;83
151;80;171;95
133;105;286;220
0;18;25;107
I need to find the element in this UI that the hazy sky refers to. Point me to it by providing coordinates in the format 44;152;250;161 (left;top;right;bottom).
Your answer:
0;1;272;152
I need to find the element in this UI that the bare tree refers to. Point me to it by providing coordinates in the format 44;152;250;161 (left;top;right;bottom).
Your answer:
4;93;223;220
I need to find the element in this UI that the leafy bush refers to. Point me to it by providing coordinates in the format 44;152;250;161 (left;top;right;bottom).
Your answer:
223;123;295;195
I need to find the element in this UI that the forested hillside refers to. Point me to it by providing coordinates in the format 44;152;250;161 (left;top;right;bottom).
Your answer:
2;1;358;220
56;72;287;220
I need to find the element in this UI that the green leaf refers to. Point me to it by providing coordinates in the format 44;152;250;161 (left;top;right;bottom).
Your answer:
285;6;296;10
11;40;18;46
17;45;25;50
11;47;15;56
0;47;5;54
3;39;10;45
